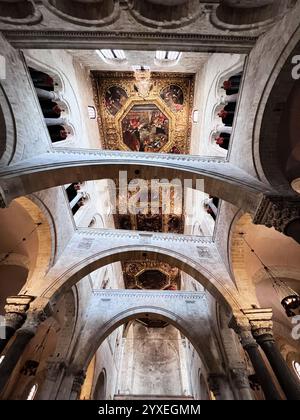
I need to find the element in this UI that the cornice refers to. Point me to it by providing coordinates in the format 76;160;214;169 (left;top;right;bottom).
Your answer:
3;30;257;52
76;228;213;244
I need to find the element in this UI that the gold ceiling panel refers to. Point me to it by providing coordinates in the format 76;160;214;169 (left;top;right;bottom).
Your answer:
92;71;194;154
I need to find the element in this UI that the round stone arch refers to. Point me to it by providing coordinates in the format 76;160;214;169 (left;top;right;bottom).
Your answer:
0;83;16;166
72;305;223;376
0;152;269;215
40;245;242;313
15;196;55;286
254;36;300;192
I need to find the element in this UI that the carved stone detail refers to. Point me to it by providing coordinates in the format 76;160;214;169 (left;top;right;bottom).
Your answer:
230;368;251;389
253;196;300;233
229;315;257;349
242;308;274;339
4;295;35;329
71;370;86;394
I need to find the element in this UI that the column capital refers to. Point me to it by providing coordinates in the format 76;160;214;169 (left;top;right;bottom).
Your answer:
17;297;53;335
253;195;300;233
242;308;274;339
230;368;251;390
4;295;35;329
229;314;257;348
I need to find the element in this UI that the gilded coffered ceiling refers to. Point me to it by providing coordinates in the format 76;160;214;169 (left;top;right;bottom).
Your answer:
92;71;194;154
92;70;195;291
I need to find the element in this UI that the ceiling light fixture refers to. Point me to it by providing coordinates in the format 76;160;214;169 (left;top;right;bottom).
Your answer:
240;233;300;318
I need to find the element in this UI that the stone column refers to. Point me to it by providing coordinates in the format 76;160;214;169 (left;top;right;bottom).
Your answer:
0;295;34;353
221;93;238;104
208;374;234;400
230;368;254;400
230;316;282;400
35;88;61;101
244;308;300;400
69;370;86;400
0;298;52;395
216;124;232;134
45;117;67;126
253;196;300;244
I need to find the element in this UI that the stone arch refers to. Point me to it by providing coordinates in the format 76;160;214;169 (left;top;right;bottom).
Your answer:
212;0;296;30
0;83;17;166
15;196;55;287
72;305;222;375
0;195;54;315
43;0;120;27
128;0;201;29
39;245;242;312
0;151;271;215
0;0;42;24
255;36;300;191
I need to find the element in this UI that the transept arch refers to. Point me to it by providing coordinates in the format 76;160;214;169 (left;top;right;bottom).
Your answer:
35;242;244;312
70;305;223;376
0;149;274;215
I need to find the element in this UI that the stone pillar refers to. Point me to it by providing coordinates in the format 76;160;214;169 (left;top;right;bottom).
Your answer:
208;374;234;400
0;295;34;353
216;124;232;134
0;298;52;395
253;196;300;244
230;368;254;400
69;370;86;400
37;360;66;400
45;117;67;126
230;316;282;400
35;88;61;101
221;93;238;104
244;308;300;400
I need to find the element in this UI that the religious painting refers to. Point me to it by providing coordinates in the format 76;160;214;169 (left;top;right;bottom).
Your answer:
160;85;184;113
105;85;128;116
121;104;169;152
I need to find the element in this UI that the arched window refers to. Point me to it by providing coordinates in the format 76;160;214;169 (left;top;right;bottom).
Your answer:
27;384;38;400
293;361;300;380
88;106;97;120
